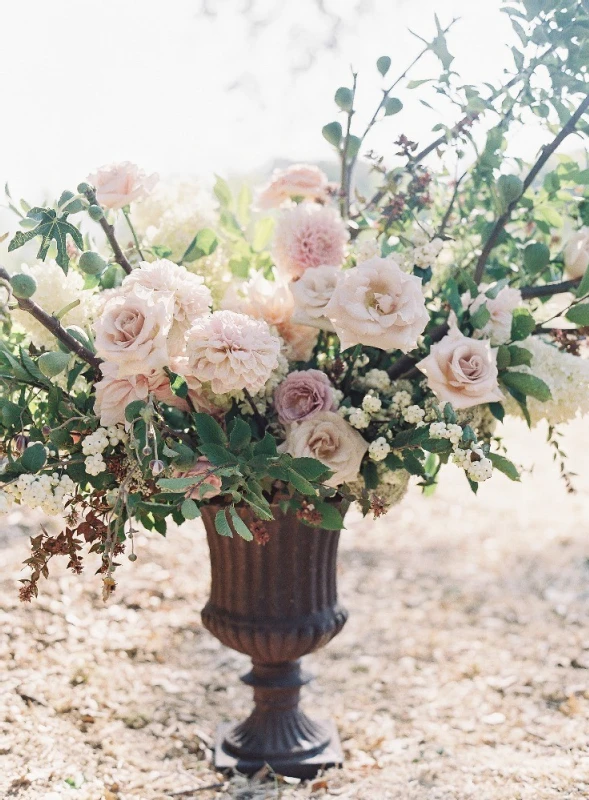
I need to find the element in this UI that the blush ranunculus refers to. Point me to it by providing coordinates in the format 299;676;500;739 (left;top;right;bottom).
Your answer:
274;370;335;424
272;204;348;279
564;227;589;279
87;162;158;210
93;285;173;377
290;264;340;330
468;285;522;345
416;327;504;410
324;257;429;352
257;164;329;209
281;411;368;487
183;310;281;395
177;457;223;500
94;364;188;426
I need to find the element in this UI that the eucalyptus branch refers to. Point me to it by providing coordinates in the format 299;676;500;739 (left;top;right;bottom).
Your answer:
473;91;589;284
340;71;358;219
83;188;133;275
0;266;101;369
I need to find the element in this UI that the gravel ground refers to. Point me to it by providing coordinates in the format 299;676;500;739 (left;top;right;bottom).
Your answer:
1;417;589;800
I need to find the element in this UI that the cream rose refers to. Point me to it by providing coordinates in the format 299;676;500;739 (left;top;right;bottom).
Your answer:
281;411;368;487
416;327;504;409
564;227;589;279
94;285;173;377
94;364;188;426
87;162;158;210
324;257;429;352
469;285;522;345
290;265;340;330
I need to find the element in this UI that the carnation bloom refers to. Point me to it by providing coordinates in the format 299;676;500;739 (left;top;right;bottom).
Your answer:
563;227;589;279
11;261;96;349
122;259;211;352
93;285;173;377
468;285;523;345
257;164;329;209
281;411;368;487
274;370;335;424
94;364;188;426
222;270;318;361
177;457;222;500
324;257;429;352
290;264;340;330
87;161;158;210
416;326;504;409
183;310;281;395
272;204;348;279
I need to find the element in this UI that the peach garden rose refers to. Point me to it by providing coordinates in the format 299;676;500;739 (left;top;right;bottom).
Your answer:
257;164;329;209
563;227;589;279
87;161;158;210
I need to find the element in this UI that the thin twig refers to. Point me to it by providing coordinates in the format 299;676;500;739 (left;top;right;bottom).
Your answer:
521;277;580;299
83;188;133;274
243;388;266;431
0;266;101;369
436;171;467;238
123;207;145;260
473;92;589;284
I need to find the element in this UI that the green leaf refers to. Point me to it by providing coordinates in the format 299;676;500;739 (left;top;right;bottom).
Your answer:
390;426;428;448
376;56;391;76
213;176;233;209
181;498;201;520
125;400;147;422
577;266;589;299
334;87;353;111
497;174;523;207
496;345;511;370
566;303;589;326
198;443;236;466
488;402;505;422
158;476;203;492
510;308;536;341
215;508;233;537
384;452;404;470
8;208;83;272
502;371;551;402
20;442;47;473
308;501;345;530
229;505;253;541
422;438;453;454
182;228;219;263
322;121;343;148
470;303;491;329
167;371;189;399
253;433;278;456
252;217;274;251
362;460;379;490
285;468;317;496
243;488;274;520
507;345;532;367
403;452;425;476
236;184;251;227
346;135;362;160
488;452;520;481
384;97;403;116
289;457;329;481
194;412;227;445
229;418;252;451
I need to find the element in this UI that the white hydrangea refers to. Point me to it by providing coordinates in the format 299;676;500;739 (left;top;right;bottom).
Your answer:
11;262;96;349
362;394;382;414
392;391;412;409
348;408;370;429
355;237;380;262
368;437;391;462
503;336;589;426
4;472;76;515
363;369;391;392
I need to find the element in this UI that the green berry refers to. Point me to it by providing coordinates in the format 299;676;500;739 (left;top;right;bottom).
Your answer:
88;204;104;221
57;326;93;354
523;242;550;273
79;251;107;276
497;174;524;207
38;351;71;378
77;182;92;194
10;273;37;299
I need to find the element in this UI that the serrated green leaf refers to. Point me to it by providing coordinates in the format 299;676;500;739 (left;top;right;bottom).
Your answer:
289;457;329;481
215;508;233;537
253;433;278;456
229;505;253;541
496;344;511;370
510;308;536;341
181;498;201;520
308;501;345;530
9;208;83;271
198;443;236;466
470;303;491;329
194;412;227;445
502;371;551;401
488;452;520;481
507;345;532;367
285;467;317;496
228;418;251;451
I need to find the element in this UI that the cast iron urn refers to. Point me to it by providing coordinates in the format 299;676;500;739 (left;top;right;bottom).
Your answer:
200;504;348;778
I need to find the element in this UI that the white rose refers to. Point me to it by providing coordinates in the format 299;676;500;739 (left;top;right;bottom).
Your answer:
281;411;368;487
290;265;340;330
93;285;173;376
324;257;429;352
87;162;158;210
564;227;589;279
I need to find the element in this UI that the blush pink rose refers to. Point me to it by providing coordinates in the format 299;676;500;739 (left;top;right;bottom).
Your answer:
94;364;188;426
564;227;589;279
281;411;368;487
468;285;522;345
183;310;281;395
274;370;335;424
416;327;504;410
272;204;348;279
258;164;329;209
290;264;340;330
87;162;158;210
177;457;222;500
93;285;173;377
324;257;429;352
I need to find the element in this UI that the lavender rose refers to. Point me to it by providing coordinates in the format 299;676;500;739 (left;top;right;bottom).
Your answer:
274;370;335;424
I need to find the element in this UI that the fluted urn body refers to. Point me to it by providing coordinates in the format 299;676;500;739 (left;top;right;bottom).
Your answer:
200;504;348;778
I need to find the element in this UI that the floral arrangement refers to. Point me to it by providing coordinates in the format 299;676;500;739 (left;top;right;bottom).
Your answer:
2;1;589;600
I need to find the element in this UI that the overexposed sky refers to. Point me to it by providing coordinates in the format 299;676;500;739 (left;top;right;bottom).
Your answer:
1;0;521;201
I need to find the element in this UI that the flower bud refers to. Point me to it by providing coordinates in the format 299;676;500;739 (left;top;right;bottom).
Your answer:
150;459;165;476
10;273;37;299
38;351;71;378
14;434;28;455
128;553;138;562
88;204;104;221
42;425;51;437
79;251;107;276
142;445;152;457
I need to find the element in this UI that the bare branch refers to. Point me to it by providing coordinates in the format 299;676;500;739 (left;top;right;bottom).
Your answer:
83;188;133;275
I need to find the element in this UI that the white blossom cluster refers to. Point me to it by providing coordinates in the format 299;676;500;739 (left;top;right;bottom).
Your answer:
344;392;383;430
429;421;493;482
81;426;127;477
1;472;76;516
368;436;391;462
362;369;392;393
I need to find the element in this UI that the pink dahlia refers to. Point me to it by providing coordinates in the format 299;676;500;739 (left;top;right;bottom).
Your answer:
258;164;329;209
272;204;348;279
184;310;281;395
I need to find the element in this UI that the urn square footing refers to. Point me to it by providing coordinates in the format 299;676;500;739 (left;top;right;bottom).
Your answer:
214;720;344;780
